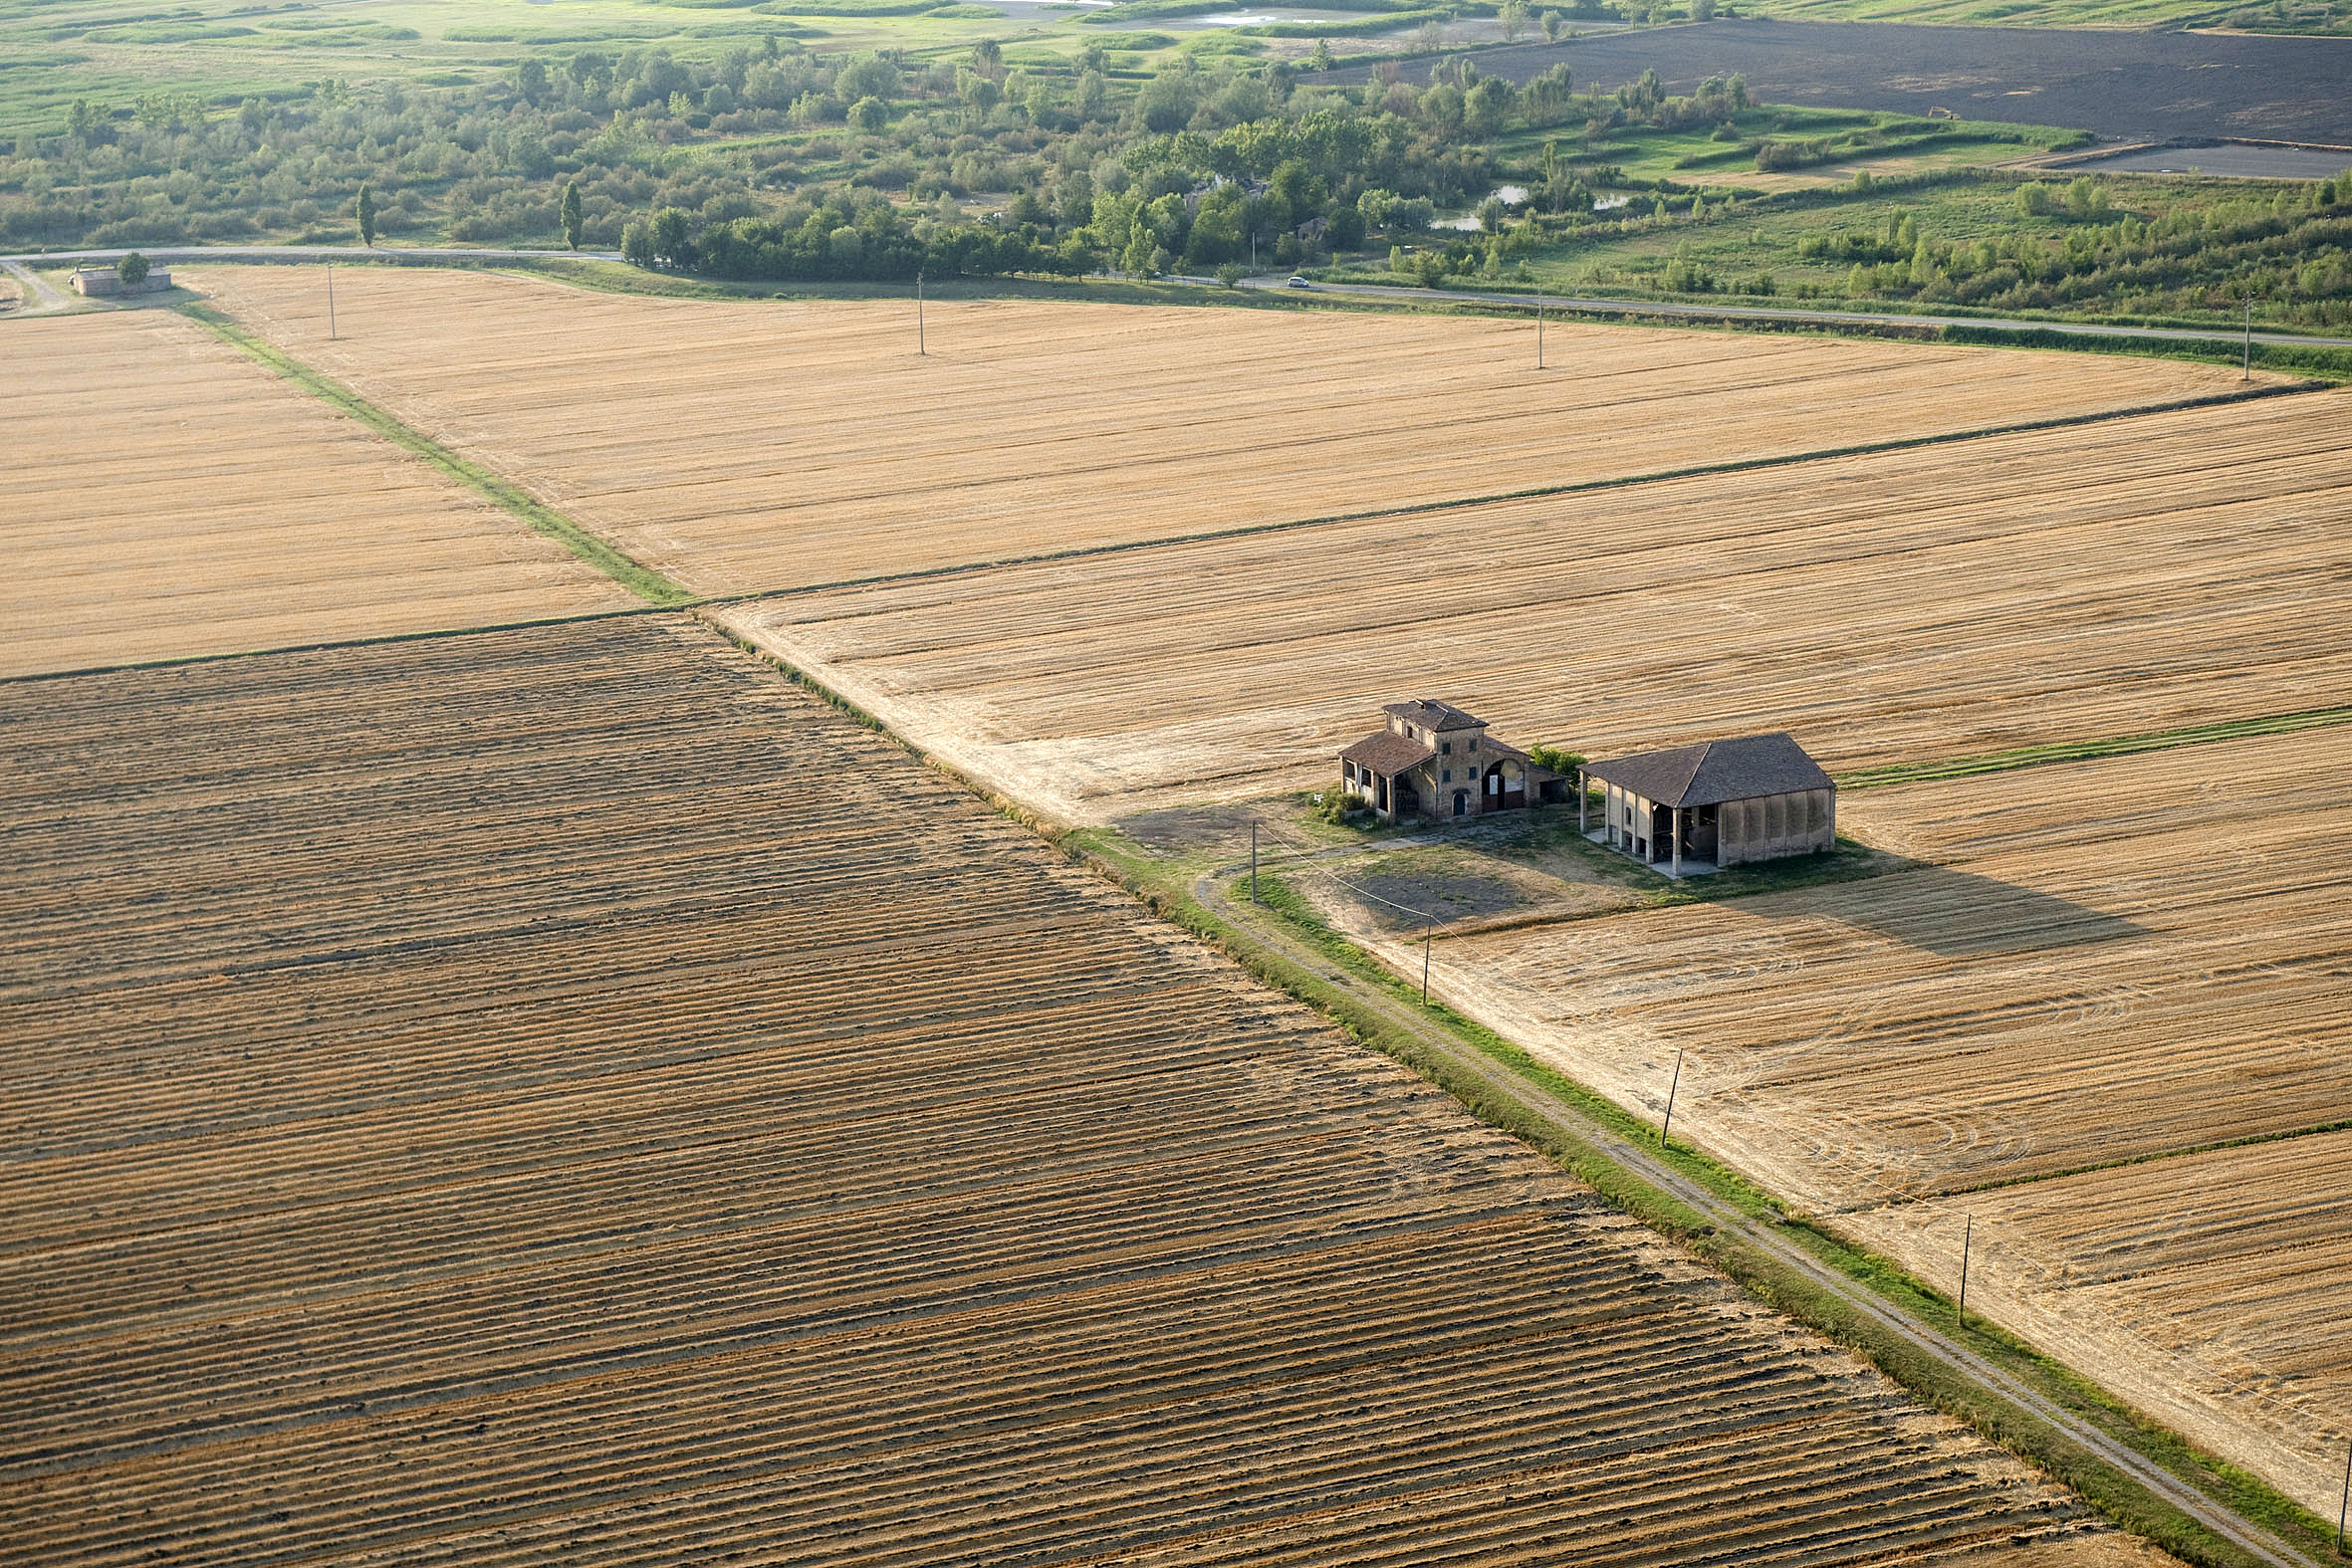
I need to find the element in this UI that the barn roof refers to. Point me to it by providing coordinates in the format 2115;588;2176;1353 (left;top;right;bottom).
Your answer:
1341;730;1435;776
1382;699;1485;733
1583;733;1833;807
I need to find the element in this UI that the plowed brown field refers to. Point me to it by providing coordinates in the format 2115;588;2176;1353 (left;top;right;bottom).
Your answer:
186;264;2263;595
0;310;635;678
0;614;2153;1566
1363;724;2352;1514
722;386;2352;823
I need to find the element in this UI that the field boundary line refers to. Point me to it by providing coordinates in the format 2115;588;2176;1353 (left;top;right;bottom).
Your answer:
0;604;679;687
1838;706;2352;790
173;302;697;608
1916;1116;2352;1204
715;378;2323;609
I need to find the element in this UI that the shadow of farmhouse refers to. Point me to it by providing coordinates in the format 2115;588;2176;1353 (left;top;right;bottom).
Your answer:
1737;861;2150;958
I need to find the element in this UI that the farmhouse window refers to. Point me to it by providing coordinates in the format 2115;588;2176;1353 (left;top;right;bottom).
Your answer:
1440;742;1451;755
1442;770;1452;783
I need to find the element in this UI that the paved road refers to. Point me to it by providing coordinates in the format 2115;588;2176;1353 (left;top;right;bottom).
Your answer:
1235;274;2352;349
0;245;624;267
1190;846;2322;1568
13;244;2346;352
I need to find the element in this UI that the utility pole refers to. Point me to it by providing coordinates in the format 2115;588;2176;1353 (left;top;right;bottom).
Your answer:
2337;1438;2348;1554
326;260;336;340
1249;820;1258;904
1959;1214;1974;1328
2241;289;2252;381
1536;284;1544;370
1421;922;1432;1004
1661;1047;1684;1145
916;270;925;356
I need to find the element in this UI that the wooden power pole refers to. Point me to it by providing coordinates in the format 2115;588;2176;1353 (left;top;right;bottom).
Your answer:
1959;1214;1974;1328
327;260;336;340
1661;1047;1684;1146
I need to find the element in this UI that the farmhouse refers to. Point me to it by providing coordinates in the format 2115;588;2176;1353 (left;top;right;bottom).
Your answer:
1339;699;1561;823
1580;732;1835;875
70;264;171;297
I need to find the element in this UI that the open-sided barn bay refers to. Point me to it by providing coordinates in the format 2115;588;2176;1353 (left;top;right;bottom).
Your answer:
0;614;2157;1566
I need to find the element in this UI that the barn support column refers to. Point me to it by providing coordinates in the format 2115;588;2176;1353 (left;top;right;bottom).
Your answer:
1577;770;1587;834
1671;806;1682;877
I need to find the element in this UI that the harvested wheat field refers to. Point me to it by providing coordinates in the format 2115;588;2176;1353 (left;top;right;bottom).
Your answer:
0;310;636;678
1852;1132;2352;1526
0;612;2163;1567
188;264;2265;595
723;385;2352;822
1359;723;2352;1512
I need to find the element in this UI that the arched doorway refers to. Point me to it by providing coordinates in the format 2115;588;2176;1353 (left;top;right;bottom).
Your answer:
1453;789;1469;817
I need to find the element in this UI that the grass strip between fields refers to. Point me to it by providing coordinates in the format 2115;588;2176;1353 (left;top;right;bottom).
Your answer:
174;302;698;609
1838;705;2352;789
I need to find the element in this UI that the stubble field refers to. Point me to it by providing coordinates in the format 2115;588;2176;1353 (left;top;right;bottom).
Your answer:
0;613;2157;1567
723;385;2352;822
0;308;636;678
187;264;2266;596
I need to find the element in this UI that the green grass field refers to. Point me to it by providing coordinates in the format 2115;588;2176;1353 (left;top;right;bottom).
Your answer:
0;0;1096;136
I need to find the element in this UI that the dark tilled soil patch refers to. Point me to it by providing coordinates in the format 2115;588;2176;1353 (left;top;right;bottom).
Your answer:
1317;19;2352;145
1352;872;1541;930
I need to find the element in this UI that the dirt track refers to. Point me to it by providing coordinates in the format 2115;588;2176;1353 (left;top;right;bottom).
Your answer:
0;613;2146;1565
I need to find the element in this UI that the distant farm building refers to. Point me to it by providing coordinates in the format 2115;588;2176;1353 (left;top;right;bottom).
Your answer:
1580;733;1836;875
70;264;171;297
1339;700;1563;823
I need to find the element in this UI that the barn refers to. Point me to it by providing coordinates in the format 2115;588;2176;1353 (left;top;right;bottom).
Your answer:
1579;732;1835;875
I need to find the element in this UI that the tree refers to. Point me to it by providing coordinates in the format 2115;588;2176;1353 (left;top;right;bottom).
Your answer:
650;205;693;266
355;182;377;247
560;180;584;250
515;58;550;105
971;38;1004;80
851;96;888;132
1499;0;1530;40
1541;9;1564;40
620;219;654;267
116;252;149;289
